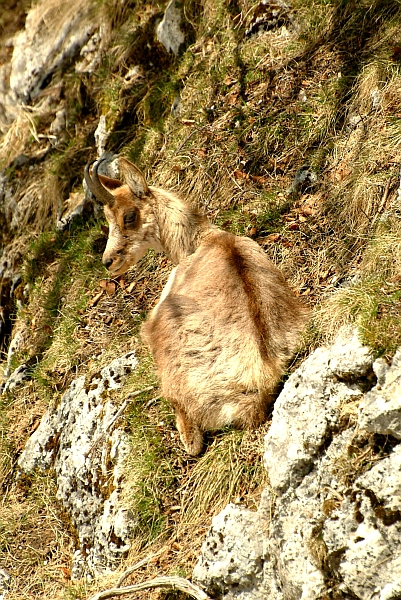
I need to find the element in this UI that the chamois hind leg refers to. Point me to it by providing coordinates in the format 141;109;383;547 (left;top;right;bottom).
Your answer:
172;403;204;456
232;391;275;429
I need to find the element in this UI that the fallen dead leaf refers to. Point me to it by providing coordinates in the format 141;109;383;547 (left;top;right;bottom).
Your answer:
233;170;266;184
60;567;71;580
172;541;183;550
224;75;237;86
227;92;239;105
300;205;315;216
233;169;248;180
100;279;116;296
265;233;281;243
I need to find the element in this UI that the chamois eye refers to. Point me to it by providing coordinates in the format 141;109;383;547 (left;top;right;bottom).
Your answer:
123;210;138;228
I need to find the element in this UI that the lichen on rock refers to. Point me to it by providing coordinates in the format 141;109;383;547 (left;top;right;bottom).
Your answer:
194;329;401;600
18;352;138;579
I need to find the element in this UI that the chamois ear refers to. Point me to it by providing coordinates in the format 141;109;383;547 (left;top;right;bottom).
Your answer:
97;174;124;191
119;157;149;198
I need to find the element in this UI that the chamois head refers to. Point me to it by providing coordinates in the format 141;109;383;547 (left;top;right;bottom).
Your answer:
85;157;161;276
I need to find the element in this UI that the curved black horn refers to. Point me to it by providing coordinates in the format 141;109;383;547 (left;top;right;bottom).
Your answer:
84;158;115;206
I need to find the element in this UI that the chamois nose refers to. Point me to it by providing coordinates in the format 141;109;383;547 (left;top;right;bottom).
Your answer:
103;257;113;270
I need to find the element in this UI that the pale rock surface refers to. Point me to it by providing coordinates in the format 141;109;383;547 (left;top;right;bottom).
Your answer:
0;64;17;130
10;0;97;103
358;349;401;439
264;328;371;494
324;444;401;599
94;115;111;158
193;504;267;599
0;569;10;600
194;329;401;600
49;107;66;135
156;0;184;56
56;190;103;231
75;27;103;74
18;353;138;579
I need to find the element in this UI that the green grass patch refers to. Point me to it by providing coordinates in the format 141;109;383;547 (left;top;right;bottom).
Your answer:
125;396;179;545
215;190;290;237
328;278;401;358
19;218;107;379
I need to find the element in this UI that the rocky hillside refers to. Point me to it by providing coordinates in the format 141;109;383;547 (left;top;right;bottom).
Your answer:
0;0;401;599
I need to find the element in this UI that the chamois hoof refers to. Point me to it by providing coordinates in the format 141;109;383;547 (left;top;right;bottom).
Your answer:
176;417;204;455
180;430;204;456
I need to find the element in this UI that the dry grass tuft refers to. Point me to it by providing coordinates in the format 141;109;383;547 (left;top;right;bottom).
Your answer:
0;110;36;167
15;170;62;232
0;472;74;600
25;0;98;44
103;421;270;598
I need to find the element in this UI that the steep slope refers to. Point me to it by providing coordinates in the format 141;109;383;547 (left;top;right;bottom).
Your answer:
0;0;401;598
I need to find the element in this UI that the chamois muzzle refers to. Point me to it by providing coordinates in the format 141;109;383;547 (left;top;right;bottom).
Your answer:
84;158;115;207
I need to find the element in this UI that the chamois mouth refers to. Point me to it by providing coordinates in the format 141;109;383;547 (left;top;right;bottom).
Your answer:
106;262;130;277
105;254;140;276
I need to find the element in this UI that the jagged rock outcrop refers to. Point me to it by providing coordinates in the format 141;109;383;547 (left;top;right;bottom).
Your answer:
18;353;138;580
194;329;401;600
10;0;97;104
0;0;106;353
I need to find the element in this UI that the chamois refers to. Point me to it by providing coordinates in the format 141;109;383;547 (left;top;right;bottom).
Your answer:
85;157;308;455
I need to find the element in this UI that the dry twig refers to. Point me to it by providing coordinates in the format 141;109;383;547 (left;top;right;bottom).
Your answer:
371;176;395;227
87;575;211;600
115;549;165;587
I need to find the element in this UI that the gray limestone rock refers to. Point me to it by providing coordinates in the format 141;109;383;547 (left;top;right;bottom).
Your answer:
264;329;371;494
324;445;401;599
156;0;184;56
1;363;29;394
193;504;267;600
49;107;66;135
288;165;318;197
194;329;401;600
75;27;103;74
358;349;401;439
94;115;111;158
18;353;138;579
56;191;102;231
328;328;374;379
10;1;97;103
